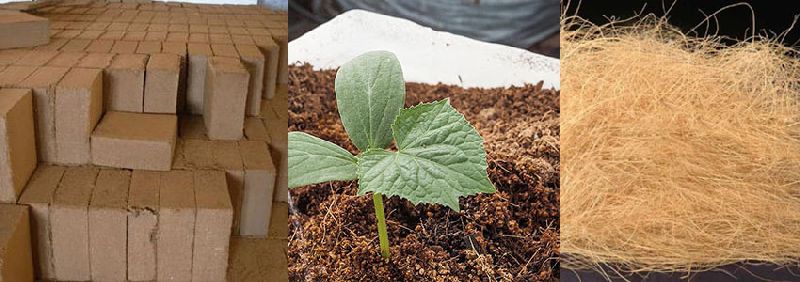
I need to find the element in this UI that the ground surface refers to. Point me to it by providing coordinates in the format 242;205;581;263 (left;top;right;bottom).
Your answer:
287;64;560;281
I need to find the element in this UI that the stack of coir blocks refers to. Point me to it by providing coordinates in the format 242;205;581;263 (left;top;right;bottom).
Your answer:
0;1;288;281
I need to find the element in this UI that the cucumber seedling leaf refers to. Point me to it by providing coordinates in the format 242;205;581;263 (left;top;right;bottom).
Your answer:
356;99;496;211
288;131;358;189
335;50;405;151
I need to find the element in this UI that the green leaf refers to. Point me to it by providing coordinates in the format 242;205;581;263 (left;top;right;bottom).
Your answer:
356;99;495;211
335;51;405;151
288;132;358;188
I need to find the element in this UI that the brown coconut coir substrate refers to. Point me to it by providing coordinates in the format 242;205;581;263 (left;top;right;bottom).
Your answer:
288;64;560;281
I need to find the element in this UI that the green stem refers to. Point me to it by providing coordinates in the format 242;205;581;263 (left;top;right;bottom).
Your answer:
372;193;390;260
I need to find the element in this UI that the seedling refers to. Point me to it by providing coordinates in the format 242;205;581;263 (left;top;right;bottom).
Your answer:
288;51;495;260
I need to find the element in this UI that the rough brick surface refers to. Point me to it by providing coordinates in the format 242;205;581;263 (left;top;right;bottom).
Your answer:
204;56;248;140
55;68;103;165
191;170;232;282
157;170;195;281
105;53;147;112
51;167;98;282
0;204;33;282
0;89;36;203
91;111;177;171
128;170;159;282
186;43;212;114
239;141;276;236
236;44;264;116
212;141;244;235
17;166;65;280
144;53;180;113
89;169;130;282
18;66;70;163
0;12;49;49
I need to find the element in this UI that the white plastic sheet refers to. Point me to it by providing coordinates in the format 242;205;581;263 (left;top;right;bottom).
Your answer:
290;10;560;89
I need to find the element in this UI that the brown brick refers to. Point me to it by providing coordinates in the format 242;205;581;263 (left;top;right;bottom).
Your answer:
0;204;34;282
18;66;71;163
144;53;180;113
123;30;147;41
47;52;86;67
191;170;232;281
186;43;211;114
111;40;139;54
210;43;237;57
77;29;104;40
157;170;195;281
18;166;64;280
0;89;36;203
89;169;130;282
144;31;167;41
51;167;98;281
85;39;114;53
166;31;189;43
60;38;91;52
0;66;36;87
136;40;161;54
189;32;209;43
99;30;126;41
105;53;147;112
0;12;49;49
13;50;59;67
55;68;103;165
211;141;244;235
77;52;115;69
204;56;248;140
236;44;264;116
127;170;159;282
238;141;276;236
91;111;177;171
253;36;279;99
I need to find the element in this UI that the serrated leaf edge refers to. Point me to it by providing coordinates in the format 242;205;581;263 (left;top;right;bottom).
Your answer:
355;98;496;211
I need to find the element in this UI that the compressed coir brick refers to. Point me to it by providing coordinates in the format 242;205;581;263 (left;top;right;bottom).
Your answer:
0;65;37;87
204;56;249;140
85;39;114;53
0;89;36;203
47;52;86;67
0;11;49;49
0;204;33;282
55;68;103;165
76;52;114;69
252;36;279;99
211;141;244;235
263;105;288;203
143;53;180;114
127;170;159;282
105;53;147;112
157;170;195;281
186;43;212;114
13;50;58;67
17;166;65;280
236;44;264;116
136;40;161;54
191;170;232;282
110;40;139;54
239;140;276;236
18;66;70;163
51;167;98;282
91;111;177;171
89;169;130;282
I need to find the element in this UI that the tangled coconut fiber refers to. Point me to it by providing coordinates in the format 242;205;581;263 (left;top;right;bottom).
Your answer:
562;16;800;274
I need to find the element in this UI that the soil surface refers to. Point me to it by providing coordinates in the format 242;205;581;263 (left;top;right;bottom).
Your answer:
288;64;560;281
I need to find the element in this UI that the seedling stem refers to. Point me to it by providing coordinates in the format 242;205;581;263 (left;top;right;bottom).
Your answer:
373;193;390;260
